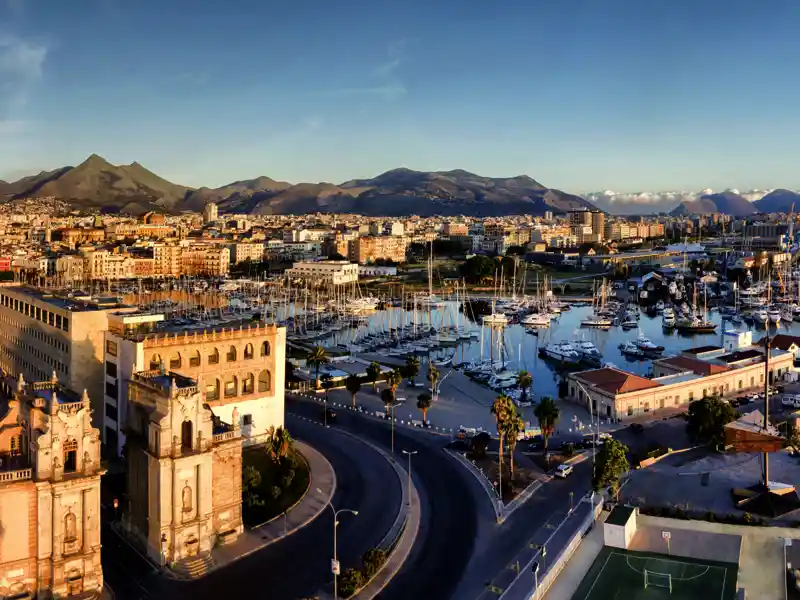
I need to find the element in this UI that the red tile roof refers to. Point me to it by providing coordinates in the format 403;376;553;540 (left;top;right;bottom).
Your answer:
575;368;661;395
656;355;730;376
758;334;800;351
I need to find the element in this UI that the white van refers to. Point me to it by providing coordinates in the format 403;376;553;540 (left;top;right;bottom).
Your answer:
781;395;800;408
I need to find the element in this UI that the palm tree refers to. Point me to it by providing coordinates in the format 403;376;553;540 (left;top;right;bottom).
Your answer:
502;410;525;479
405;355;421;386
266;426;293;462
427;363;440;400
417;392;432;423
387;368;403;395
306;345;329;389
516;370;532;405
534;396;560;456
366;361;382;393
345;374;361;408
491;395;515;479
381;388;397;417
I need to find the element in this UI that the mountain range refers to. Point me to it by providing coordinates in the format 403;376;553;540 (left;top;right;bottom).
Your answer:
3;154;799;218
0;155;597;217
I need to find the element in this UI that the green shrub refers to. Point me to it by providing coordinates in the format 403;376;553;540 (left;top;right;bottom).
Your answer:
337;567;363;598
361;548;388;579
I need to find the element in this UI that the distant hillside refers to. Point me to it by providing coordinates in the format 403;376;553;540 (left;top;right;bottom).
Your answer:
6;154;193;214
754;189;800;213
209;167;598;216
669;190;755;217
4;160;599;216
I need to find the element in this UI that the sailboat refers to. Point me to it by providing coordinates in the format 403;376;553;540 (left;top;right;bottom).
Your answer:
676;285;716;333
581;279;613;328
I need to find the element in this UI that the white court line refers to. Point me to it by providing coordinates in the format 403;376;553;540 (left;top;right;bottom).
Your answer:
720;567;727;600
582;552;613;600
616;551;722;582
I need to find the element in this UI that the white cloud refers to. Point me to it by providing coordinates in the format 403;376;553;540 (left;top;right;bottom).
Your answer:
0;34;47;111
323;38;408;101
585;188;783;214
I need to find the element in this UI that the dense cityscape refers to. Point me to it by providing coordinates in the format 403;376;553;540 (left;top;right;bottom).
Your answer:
5;1;800;599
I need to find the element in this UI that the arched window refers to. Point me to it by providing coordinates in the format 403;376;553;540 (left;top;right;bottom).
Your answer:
205;378;220;401
189;350;201;367
181;420;193;450
149;354;162;371
169;352;181;369
208;348;220;365
226;345;237;362
261;341;271;357
224;374;238;398
63;438;78;473
64;511;77;542
243;373;254;394
244;344;254;360
258;370;271;393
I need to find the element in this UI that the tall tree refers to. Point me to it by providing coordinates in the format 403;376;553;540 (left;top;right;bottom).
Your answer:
416;392;432;423
502;409;526;479
534;396;560;456
381;388;397;417
516;370;533;405
345;374;361;408
306;345;329;390
491;395;515;481
387;368;403;394
686;397;738;449
266;426;293;462
366;361;382;393
404;355;421;386
593;438;630;500
427;363;440;400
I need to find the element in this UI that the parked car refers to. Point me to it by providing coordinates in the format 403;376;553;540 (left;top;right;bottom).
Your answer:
554;464;574;479
322;408;337;423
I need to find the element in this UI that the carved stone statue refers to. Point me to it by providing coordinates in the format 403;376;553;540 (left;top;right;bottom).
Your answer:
231;407;239;429
182;483;193;513
64;510;77;542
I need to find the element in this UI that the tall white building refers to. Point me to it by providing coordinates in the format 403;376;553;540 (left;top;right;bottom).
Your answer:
285;260;359;286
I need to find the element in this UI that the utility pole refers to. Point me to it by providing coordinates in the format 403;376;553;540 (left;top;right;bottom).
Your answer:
764;335;771;487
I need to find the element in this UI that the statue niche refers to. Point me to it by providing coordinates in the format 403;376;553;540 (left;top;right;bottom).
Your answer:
182;482;193;515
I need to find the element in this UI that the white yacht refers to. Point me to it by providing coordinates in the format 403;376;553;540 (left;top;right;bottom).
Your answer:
573;341;602;362
753;309;769;324
619;341;646;358
522;313;550;327
581;316;613;328
768;307;782;324
483;313;509;326
635;336;664;353
542;341;581;363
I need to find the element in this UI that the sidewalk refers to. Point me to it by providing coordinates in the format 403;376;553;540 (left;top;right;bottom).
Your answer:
542;512;607;600
209;439;335;569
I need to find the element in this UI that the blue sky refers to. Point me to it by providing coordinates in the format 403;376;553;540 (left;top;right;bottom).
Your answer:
1;0;799;193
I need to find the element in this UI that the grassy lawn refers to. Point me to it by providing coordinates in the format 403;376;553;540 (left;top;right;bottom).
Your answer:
242;446;310;527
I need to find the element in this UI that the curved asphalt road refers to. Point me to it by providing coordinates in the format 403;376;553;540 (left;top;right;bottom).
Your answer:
288;396;479;600
102;419;401;600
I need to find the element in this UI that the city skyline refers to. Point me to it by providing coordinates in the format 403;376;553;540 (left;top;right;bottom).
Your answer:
2;0;800;194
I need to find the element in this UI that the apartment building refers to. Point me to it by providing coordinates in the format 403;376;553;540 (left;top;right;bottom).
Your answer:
443;221;469;237
0;375;104;599
229;242;265;265
153;244;181;277
591;211;605;241
180;247;230;277
124;370;243;565
569;344;793;420
203;202;218;224
103;312;286;455
349;235;409;264
285;260;359;285
0;287;135;436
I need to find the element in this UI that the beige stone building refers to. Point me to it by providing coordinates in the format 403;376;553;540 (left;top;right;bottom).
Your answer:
123;369;243;566
104;312;285;455
229;242;264;265
0;287;135;436
285;260;359;286
569;344;793;420
180;247;230;277
348;235;409;264
0;374;104;599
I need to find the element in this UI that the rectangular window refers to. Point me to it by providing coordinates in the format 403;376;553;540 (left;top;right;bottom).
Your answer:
689;392;694;401
105;361;117;377
243;414;253;426
106;402;118;421
105;381;118;398
63;318;69;332
106;341;117;357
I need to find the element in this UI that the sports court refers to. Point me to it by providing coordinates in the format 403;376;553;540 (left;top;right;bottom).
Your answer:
571;547;738;600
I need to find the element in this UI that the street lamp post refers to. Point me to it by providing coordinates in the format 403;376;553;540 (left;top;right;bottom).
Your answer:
574;379;599;509
401;449;418;506
532;560;540;591
318;488;358;600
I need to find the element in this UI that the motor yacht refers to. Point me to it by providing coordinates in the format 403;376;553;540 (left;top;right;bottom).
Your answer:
541;341;581;363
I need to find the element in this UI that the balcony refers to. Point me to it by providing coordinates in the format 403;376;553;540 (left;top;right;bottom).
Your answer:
0;467;32;483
